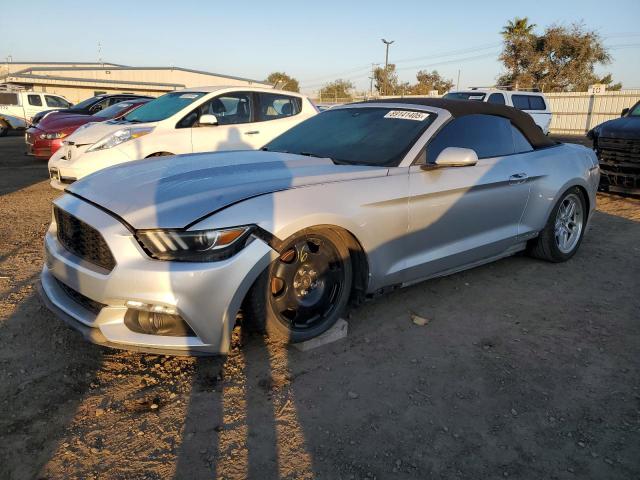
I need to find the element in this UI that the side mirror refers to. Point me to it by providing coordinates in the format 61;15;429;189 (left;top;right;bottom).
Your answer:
199;114;218;126
432;147;478;167
621;108;629;117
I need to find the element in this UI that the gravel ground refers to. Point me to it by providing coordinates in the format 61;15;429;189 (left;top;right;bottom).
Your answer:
0;133;639;480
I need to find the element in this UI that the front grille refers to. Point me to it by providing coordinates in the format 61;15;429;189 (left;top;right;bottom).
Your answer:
55;278;106;315
54;206;116;271
597;137;640;191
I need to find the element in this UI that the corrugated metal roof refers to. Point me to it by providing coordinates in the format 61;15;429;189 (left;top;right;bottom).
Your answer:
7;73;184;89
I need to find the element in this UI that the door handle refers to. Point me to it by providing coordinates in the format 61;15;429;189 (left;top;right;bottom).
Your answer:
244;130;260;135
509;172;528;184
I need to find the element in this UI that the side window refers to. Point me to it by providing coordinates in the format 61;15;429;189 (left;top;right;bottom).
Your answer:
0;93;19;105
257;93;301;121
108;97;127;106
426;114;514;162
89;98;110;113
487;93;505;105
528;96;546;110
511;125;533;153
28;94;43;106
511;95;529;110
177;93;254;128
45;95;68;108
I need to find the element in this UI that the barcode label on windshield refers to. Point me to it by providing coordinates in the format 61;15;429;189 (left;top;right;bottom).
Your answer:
384;110;429;121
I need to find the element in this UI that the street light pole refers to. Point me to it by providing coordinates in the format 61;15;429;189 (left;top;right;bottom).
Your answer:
381;38;394;96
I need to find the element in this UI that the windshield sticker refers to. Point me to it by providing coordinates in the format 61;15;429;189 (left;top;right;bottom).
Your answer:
179;94;199;99
384;110;430;121
468;95;485;100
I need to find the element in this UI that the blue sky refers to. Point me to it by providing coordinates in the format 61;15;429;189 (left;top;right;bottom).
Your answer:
2;0;639;94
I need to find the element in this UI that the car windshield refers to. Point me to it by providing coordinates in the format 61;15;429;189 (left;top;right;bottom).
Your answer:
92;101;139;119
443;92;486;101
264;107;436;167
69;96;103;111
630;102;640;116
123;92;206;123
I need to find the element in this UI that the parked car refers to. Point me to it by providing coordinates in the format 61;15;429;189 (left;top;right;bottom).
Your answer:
29;93;153;127
47;86;317;189
39;98;599;355
443;89;552;134
26;99;151;160
587;100;640;195
0;90;72;136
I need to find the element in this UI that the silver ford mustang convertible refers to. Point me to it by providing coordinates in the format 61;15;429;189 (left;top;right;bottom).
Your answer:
40;99;600;355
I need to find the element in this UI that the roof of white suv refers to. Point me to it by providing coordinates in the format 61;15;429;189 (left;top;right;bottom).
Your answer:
178;86;306;97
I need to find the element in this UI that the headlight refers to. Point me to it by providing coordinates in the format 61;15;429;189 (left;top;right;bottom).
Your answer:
87;127;154;152
40;131;68;140
135;226;254;261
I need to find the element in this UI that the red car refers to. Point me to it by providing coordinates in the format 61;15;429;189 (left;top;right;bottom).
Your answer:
25;98;151;159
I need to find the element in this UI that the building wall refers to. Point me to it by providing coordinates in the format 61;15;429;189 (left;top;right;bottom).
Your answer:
21;67;268;89
27;85;167;103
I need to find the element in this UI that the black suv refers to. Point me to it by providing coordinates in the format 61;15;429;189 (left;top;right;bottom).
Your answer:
588;101;640;194
30;93;153;126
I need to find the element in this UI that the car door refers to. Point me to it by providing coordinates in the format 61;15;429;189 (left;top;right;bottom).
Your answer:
189;92;263;152
403;114;531;282
255;92;305;146
24;94;45;121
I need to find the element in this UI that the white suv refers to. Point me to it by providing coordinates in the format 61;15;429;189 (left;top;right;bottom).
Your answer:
443;89;552;134
48;86;318;189
0;90;72;136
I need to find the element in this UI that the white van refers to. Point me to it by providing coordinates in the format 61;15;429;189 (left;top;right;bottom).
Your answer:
443;89;552;134
0;89;72;136
48;86;318;189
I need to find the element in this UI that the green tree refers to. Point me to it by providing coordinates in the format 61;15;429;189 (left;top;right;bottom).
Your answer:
374;64;399;95
319;79;355;101
266;72;300;92
410;70;454;95
498;19;619;91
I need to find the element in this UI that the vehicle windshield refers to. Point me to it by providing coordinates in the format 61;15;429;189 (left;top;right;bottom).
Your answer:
264;107;436;167
69;96;102;111
92;101;140;119
443;92;486;101
123;92;206;123
630;102;640;116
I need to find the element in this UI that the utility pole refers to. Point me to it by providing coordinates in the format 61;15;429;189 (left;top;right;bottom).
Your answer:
97;42;103;67
381;38;394;96
456;69;461;90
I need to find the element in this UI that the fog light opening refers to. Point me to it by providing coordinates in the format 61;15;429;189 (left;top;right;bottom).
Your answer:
124;306;195;337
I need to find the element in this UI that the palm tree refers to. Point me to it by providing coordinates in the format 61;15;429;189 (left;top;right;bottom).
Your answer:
501;17;536;37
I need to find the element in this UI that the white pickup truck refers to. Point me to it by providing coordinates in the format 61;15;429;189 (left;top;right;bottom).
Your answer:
0;90;72;136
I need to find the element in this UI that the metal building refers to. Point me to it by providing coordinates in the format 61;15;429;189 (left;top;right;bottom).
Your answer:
0;61;270;103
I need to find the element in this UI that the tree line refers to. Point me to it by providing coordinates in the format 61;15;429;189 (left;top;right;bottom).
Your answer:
265;17;621;99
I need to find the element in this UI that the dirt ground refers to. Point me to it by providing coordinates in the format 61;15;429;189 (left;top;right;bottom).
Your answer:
0;132;639;480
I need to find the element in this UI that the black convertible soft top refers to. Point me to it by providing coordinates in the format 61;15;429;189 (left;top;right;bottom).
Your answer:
359;97;556;149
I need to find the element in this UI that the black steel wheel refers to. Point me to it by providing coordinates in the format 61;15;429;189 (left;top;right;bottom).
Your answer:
245;229;352;343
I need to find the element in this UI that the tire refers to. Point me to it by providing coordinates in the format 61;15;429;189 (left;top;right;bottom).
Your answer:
0;121;9;137
244;228;353;343
529;187;587;262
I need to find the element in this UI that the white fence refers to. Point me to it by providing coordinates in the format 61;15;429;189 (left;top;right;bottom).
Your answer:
546;90;640;135
312;90;640;136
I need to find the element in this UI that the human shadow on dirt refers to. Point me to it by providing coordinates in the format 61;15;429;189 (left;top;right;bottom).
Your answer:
0;292;104;480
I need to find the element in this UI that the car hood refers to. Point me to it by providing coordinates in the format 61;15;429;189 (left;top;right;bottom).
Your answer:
37;113;101;132
67;150;388;229
595;116;640;139
65;120;155;145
